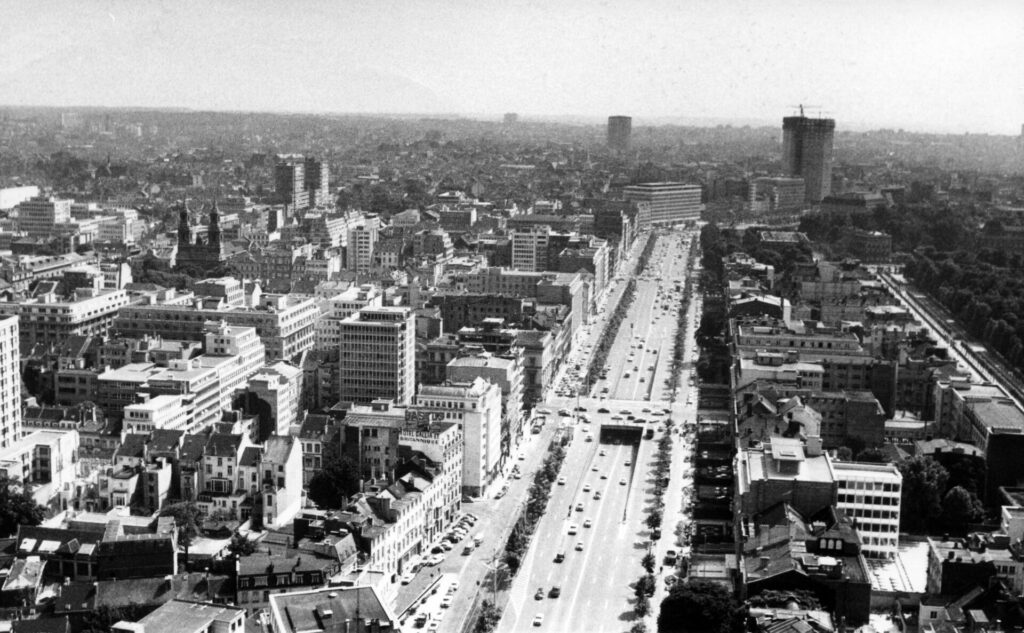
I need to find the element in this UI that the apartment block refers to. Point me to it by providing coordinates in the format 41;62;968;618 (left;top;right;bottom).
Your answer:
623;182;703;226
0;315;19;448
833;461;902;558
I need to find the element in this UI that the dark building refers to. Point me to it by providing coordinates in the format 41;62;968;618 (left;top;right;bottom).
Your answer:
782;112;836;203
607;115;632;151
174;201;225;275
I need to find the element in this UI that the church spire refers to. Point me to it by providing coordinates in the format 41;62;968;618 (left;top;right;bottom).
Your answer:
177;202;191;246
207;198;221;248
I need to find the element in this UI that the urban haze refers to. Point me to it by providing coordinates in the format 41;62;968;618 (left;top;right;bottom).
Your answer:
0;2;1022;633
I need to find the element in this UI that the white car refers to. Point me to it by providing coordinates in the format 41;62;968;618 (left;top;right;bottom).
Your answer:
557;476;566;485
400;572;415;584
568;523;578;535
533;614;545;627
441;596;453;609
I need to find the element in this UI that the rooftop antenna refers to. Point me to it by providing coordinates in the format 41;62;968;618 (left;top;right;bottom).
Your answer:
788;104;822;118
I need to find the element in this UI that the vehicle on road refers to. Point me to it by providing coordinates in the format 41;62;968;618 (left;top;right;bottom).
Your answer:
533;614;544;627
576;503;584;511
575;541;584;551
620;478;627;485
597;407;610;413
594;491;602;500
557;476;566;485
535;588;544;600
401;572;415;584
583;519;592;528
549;586;561;598
665;550;678;565
441;596;453;608
555;552;565;562
568;523;578;534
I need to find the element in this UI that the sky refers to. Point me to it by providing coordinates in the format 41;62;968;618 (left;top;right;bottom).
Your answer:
1;0;1021;134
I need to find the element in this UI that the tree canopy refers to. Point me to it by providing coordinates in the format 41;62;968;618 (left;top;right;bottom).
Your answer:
0;473;46;537
307;441;361;510
942;486;985;534
659;580;741;633
899;455;949;533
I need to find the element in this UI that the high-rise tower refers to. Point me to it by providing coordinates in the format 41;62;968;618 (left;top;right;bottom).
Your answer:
782;112;836;203
607;115;632;151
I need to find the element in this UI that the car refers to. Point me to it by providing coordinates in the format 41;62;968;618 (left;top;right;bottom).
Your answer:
583;518;593;528
599;449;606;456
518;453;526;461
557;476;566;485
582;483;591;492
597;407;610;414
642;407;652;413
568;523;578;535
533;614;545;627
401;572;415;584
427;553;445;566
640;377;646;382
600;473;608;480
611;415;623;421
554;552;565;562
625;459;631;466
575;541;584;551
448;580;460;593
623;372;630;378
584;434;593;442
428;620;441;632
441;596;454;608
576;503;584;512
620;478;627;485
575;406;587;412
558;409;570;416
620;409;631;415
591;465;599;472
535;588;544;600
549;586;561;598
536;408;551;415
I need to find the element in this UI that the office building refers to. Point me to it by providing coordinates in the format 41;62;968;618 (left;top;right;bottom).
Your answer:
782;114;836;203
511;225;550;272
346;215;380;273
749;177;806;215
623;182;703;226
607;115;632;151
303;156;330;208
112;600;245;633
274;154;309;211
268;587;398;633
14;288;130;349
337;307;416;405
417;378;502;496
0;316;20;449
315;284;384;352
833;461;902;559
16;195;72;237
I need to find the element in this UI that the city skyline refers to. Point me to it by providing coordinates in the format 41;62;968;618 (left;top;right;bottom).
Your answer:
2;0;1021;135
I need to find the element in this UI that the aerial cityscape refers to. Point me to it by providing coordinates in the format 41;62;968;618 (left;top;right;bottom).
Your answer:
0;2;1022;633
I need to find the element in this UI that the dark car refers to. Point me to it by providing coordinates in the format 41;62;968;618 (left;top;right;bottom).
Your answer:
549;586;561;598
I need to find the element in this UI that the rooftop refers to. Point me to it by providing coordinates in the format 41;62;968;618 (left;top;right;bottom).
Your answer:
130;599;243;633
269;586;394;633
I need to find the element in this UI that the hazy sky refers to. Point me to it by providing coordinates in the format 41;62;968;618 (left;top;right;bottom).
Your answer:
2;0;1021;134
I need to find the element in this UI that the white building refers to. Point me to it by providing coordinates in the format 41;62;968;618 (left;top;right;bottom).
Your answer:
833;461;902;558
123;394;188;433
314;284;383;352
337;306;416;405
416;378;502;496
15;195;72;237
399;415;464;540
244;361;303;437
623;182;703;226
0;315;19;449
0;429;78;509
259;435;303;529
511;225;550;272
346;215;380;273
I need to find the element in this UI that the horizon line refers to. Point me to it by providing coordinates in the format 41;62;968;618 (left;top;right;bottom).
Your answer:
1;103;1017;137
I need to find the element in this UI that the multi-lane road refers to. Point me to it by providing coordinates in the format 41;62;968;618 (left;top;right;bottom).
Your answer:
496;228;704;633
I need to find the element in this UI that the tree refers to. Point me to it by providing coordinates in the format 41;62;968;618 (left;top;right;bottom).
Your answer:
160;501;203;559
474;600;502;633
835;447;853;461
635;574;656;599
942;486;985;533
646;510;663;532
899;455;949;533
659;580;739;633
307;443;361;510
635;594;651;617
631;623;649;633
747;589;821;610
227;532;257;558
855;448;888;463
642;552;656;574
0;473;46;537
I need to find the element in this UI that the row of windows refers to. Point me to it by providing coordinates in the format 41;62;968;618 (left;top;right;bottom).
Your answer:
837;494;899;506
839;481;899;493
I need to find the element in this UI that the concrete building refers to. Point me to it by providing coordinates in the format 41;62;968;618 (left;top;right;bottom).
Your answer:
112;599;245;633
623;182;703;226
275;154;309;211
399;413;464;539
267;586;398;633
240;361;302;440
416;378;502;496
833;461;902;559
337;307;416;405
314;284;384;352
511;225;550;272
16;195;72;237
14;288;130;349
123;395;188;434
447;350;525;457
0;316;20;449
782;114;836;203
738;437;836;519
304;156;330;208
347;215;380;273
749;177;806;215
114;294;318;362
607;115;632;151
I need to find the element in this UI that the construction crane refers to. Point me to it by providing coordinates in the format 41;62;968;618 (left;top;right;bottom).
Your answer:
787;104;829;118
